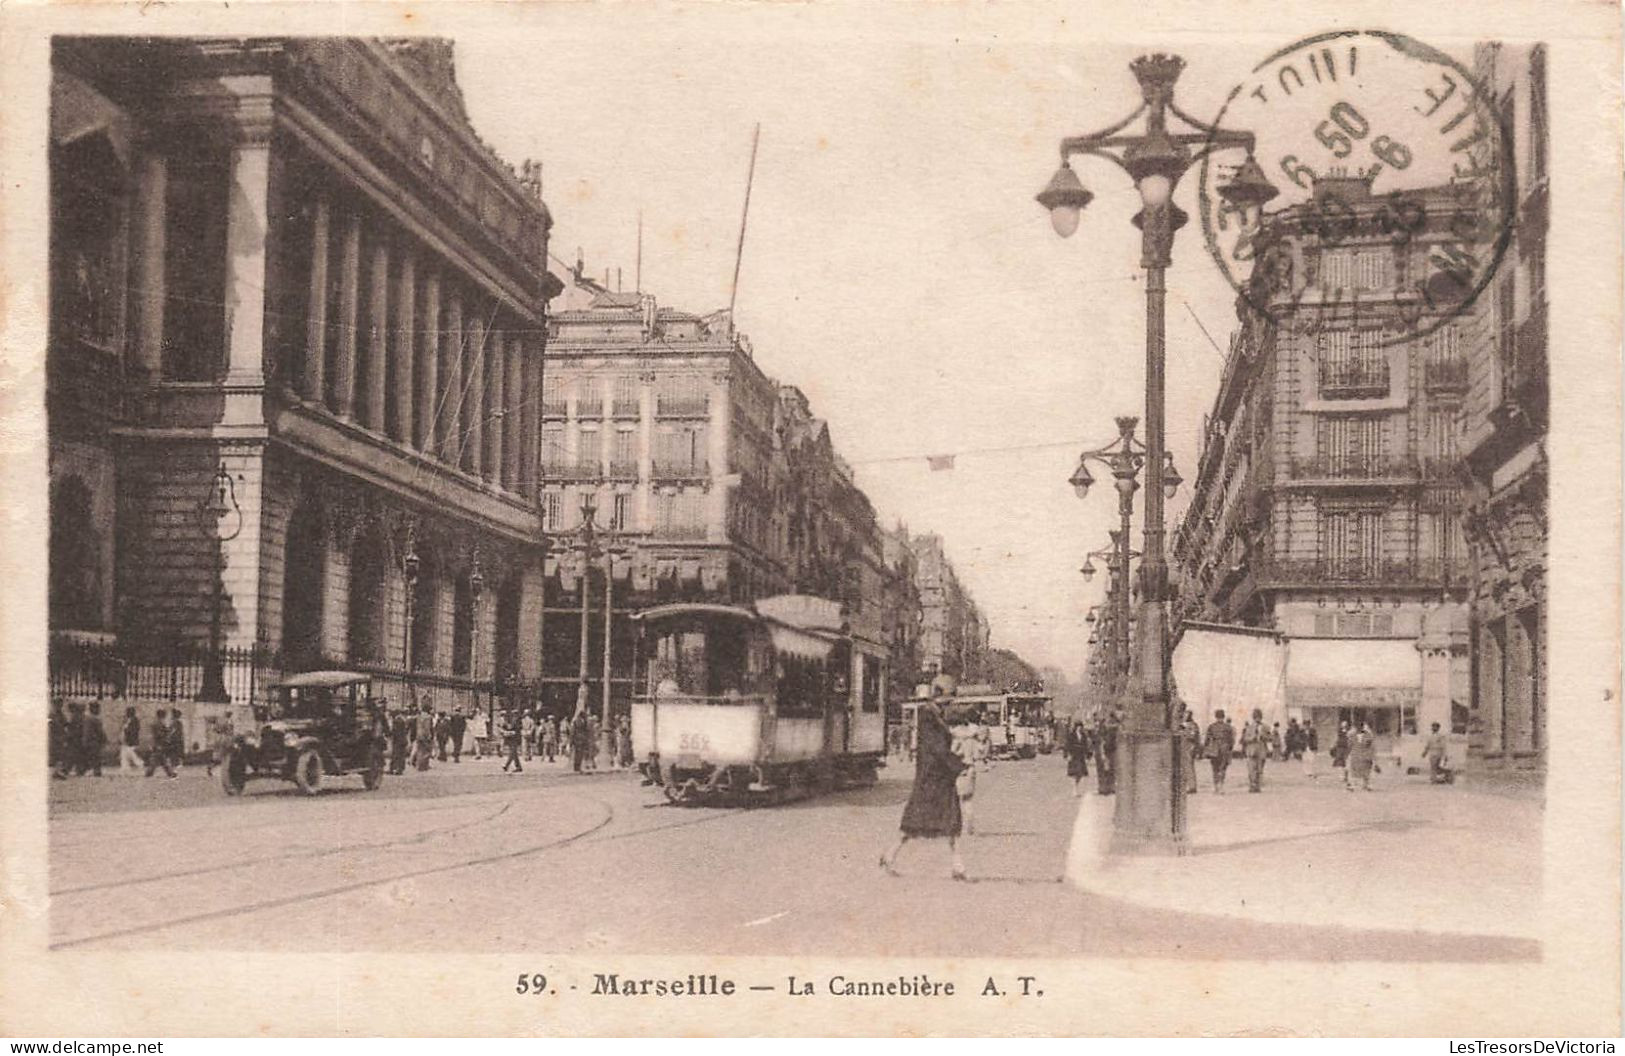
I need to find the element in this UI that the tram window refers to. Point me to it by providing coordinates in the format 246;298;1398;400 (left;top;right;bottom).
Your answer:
776;655;825;718
861;655;882;713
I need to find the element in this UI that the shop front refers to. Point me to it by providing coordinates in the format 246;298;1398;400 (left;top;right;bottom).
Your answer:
1285;638;1424;765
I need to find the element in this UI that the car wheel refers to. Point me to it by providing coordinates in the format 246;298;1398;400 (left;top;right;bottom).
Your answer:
362;746;384;790
293;748;323;796
220;749;247;796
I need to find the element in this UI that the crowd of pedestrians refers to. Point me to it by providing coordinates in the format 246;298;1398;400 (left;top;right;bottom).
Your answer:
49;698;188;780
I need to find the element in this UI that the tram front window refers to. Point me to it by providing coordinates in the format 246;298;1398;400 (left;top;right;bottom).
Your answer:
646;622;754;700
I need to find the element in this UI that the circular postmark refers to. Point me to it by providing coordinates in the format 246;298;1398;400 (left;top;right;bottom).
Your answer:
1196;31;1516;347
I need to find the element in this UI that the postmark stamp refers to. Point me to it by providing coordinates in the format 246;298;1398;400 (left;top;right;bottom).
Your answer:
1197;30;1517;345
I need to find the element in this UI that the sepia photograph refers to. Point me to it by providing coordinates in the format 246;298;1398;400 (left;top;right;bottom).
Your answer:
1;0;1619;1039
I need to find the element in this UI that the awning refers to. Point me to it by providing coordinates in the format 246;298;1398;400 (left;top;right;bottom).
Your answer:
769;623;836;661
1286;638;1420;689
1171;624;1289;728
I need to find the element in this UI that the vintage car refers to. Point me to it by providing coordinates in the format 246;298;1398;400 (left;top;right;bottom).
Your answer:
220;670;388;796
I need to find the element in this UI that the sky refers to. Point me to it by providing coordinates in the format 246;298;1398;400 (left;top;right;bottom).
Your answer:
449;8;1478;681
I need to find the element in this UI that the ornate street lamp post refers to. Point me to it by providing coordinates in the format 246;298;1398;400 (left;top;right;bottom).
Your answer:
1039;53;1272;853
401;523;420;707
195;463;243;704
470;550;486;733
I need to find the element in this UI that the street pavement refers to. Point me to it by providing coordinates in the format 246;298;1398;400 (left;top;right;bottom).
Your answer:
48;749;1541;960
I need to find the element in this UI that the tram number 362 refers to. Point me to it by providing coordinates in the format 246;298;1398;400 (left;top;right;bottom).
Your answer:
678;732;711;751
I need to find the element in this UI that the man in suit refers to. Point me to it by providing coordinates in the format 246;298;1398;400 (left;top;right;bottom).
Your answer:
1241;708;1270;793
1203;709;1236;794
449;708;468;764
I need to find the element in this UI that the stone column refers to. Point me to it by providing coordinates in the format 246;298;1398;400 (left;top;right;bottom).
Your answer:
488;327;506;486
393;251;416;444
332;212;362;419
363;236;389;431
465;312;486;478
520;337;539;498
707;373;731;541
440;289;463;464
132;149;167;378
505;335;523;489
223;130;271;387
417;271;440;452
300;196;330;403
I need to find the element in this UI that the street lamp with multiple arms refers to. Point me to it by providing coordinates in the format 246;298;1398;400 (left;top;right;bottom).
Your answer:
196;463;243;704
1039;53;1276;853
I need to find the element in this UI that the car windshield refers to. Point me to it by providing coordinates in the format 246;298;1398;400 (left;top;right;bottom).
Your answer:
277;683;361;719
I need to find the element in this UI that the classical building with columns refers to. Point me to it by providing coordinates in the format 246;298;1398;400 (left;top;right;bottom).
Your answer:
47;37;561;735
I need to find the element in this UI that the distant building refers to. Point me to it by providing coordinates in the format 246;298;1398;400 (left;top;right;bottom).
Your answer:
1460;43;1548;771
1174;172;1481;762
903;531;989;686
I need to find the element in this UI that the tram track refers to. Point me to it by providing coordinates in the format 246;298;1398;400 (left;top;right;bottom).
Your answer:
50;790;753;951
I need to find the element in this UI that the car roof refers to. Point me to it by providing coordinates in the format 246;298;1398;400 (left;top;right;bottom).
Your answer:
270;670;373;689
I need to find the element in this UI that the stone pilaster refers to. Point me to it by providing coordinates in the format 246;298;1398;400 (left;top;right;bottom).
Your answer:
440;289;463;465
488;327;506;486
132;149;167;378
393;251;416;445
417;271;440;453
332;212;361;419
301;196;330;404
465;313;486;478
363;236;389;431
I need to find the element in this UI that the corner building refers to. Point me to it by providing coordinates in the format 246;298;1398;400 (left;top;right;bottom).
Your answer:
1174;174;1481;763
48;38;560;730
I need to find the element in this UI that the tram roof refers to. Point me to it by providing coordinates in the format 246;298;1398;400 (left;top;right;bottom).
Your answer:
632;602;760;624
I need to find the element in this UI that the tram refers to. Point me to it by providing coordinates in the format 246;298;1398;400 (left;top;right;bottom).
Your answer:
631;594;887;804
902;689;1055;760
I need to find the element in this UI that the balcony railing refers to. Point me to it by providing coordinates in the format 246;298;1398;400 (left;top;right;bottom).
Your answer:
541;398;570;417
651;459;709;480
606;460;640;480
1257;556;1471;587
1287;454;1419;482
1423;357;1469;392
652;522;709;540
611;398;642;417
1318;359;1390;398
575;397;604;417
656;395;710;417
541;459;603;481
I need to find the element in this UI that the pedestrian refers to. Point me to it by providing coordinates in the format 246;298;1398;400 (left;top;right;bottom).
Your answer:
435;709;451;762
1180;709;1202;795
1303;720;1320;779
501;711;524;773
587;713;601;771
205;710;234;778
166;708;187;772
145;708;178;778
1063;719;1091;796
521;709;536;762
389;708;410;774
570;708;590;774
1332;720;1352;781
1094;711;1119;796
1269;722;1284;761
119;706;143;775
59;701;85;777
1347;721;1377;791
75;700;107;777
414;706;435;771
880;682;968;880
449;708;467;764
600;714;616;769
953;720;990;836
1241;709;1270;793
1203;708;1235;794
540;715;557;763
618;716;634;769
1423;722;1454;784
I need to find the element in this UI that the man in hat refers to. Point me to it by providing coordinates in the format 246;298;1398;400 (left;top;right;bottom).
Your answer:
1241;708;1271;793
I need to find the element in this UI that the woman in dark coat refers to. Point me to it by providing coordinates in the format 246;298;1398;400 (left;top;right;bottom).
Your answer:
1064;720;1091;796
880;692;967;880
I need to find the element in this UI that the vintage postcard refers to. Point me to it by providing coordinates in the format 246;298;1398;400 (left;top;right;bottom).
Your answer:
0;0;1619;1039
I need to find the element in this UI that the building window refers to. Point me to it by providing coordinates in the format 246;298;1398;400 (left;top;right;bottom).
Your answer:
451;573;475;676
541;375;568;416
611;428;637;474
1316;415;1384;475
612;375;640;416
576;377;603;417
541;491;563;532
411;553;439;671
49;475;103;631
656;375;709;416
50;134;126;353
347;531;390;664
1320;507;1383;578
654;424;707;475
1322;248;1389;292
1317;329;1389;398
610;492;630;531
162;145;230;381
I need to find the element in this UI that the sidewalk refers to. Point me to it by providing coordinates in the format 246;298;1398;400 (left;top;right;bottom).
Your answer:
1064;760;1544;941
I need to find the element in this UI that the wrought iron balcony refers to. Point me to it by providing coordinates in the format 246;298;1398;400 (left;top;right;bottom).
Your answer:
1286;454;1420;483
541;459;603;481
575;397;604;417
1257;555;1470;587
606;460;640;481
652;522;709;540
611;398;642;417
655;395;710;417
1318;359;1390;399
540;398;570;417
651;459;709;481
1423;357;1469;393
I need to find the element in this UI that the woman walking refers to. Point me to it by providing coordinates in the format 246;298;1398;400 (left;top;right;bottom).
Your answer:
1063;719;1091;797
880;684;968;880
1347;721;1377;791
1302;720;1320;779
